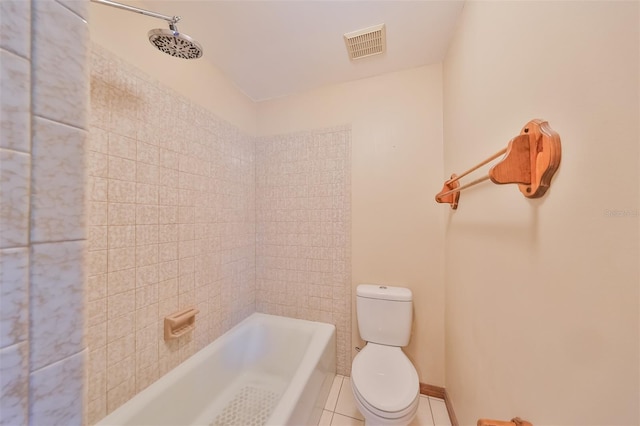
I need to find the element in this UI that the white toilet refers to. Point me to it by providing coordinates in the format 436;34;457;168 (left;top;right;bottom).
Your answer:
351;284;419;426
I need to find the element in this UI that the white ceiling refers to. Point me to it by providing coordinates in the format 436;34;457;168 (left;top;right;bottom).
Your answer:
142;1;464;101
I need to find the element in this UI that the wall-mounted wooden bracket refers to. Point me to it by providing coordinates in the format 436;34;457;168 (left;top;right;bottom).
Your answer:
436;174;460;210
435;119;561;209
478;417;532;426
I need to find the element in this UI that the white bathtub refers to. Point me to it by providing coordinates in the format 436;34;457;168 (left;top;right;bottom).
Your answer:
97;313;336;426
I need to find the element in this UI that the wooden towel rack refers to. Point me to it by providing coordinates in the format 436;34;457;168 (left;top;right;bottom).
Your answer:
478;417;532;426
435;119;561;209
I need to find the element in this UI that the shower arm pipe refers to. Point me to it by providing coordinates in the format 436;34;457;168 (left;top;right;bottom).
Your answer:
90;0;181;25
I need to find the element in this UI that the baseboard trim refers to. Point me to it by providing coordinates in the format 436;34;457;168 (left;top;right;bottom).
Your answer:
444;389;459;426
419;383;459;426
419;382;446;399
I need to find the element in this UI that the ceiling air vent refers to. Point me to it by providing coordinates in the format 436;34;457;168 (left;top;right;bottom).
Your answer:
344;24;386;60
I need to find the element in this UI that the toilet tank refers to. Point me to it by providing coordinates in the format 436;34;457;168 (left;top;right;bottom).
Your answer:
356;284;413;347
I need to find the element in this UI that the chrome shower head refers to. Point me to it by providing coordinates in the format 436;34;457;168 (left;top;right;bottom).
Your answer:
91;0;204;59
148;23;203;60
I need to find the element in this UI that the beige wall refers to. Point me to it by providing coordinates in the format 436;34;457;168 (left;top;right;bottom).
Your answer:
89;0;257;135
258;66;446;385
442;2;639;425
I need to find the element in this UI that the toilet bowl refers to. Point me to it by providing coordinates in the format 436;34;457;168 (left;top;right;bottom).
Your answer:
351;285;420;426
351;344;419;425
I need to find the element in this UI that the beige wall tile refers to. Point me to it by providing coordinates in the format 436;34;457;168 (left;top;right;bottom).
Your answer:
87;274;107;302
87;299;107;328
255;128;350;375
89;201;108;226
86;322;107;350
107;290;135;320
108;202;135;225
108;225;135;249
107;313;135;342
158;224;178;243
137;141;158;165
136;244;158;267
136;183;158;204
89;226;108;251
136;205;158;225
108;134;136;160
87;394;106;425
135;284;158;309
106;333;134;367
108;247;135;272
108;180;136;203
136;224;159;246
136;264;158;287
136;162;158;185
136;303;158;330
88;126;108;154
107;268;135;296
106;355;134;390
86;46;257;421
106;376;135;414
158;243;178;263
108;155;136;181
158;278;178;300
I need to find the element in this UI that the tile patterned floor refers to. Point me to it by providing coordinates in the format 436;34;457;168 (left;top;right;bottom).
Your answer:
320;375;452;426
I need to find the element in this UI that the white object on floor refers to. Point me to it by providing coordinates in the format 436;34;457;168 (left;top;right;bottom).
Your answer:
351;284;420;425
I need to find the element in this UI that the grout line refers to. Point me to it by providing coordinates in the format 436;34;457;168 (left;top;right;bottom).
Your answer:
32;114;87;133
53;0;87;23
426;394;436;425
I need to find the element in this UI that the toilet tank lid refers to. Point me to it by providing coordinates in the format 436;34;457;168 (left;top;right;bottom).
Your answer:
357;284;412;302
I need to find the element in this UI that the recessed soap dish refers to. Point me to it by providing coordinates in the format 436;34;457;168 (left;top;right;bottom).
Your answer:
164;307;199;340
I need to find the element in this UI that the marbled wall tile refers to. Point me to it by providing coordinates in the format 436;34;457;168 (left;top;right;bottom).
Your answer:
0;1;30;58
0;149;30;248
32;0;88;128
0;49;30;152
30;241;85;370
55;0;88;20
0;341;28;425
0;248;28;348
29;350;85;426
31;118;86;242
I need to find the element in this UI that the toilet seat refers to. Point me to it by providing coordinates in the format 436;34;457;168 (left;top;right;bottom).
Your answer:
351;343;419;418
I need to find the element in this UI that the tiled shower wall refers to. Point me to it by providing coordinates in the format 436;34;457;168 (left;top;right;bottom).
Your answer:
256;128;352;375
86;45;256;423
0;0;89;424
